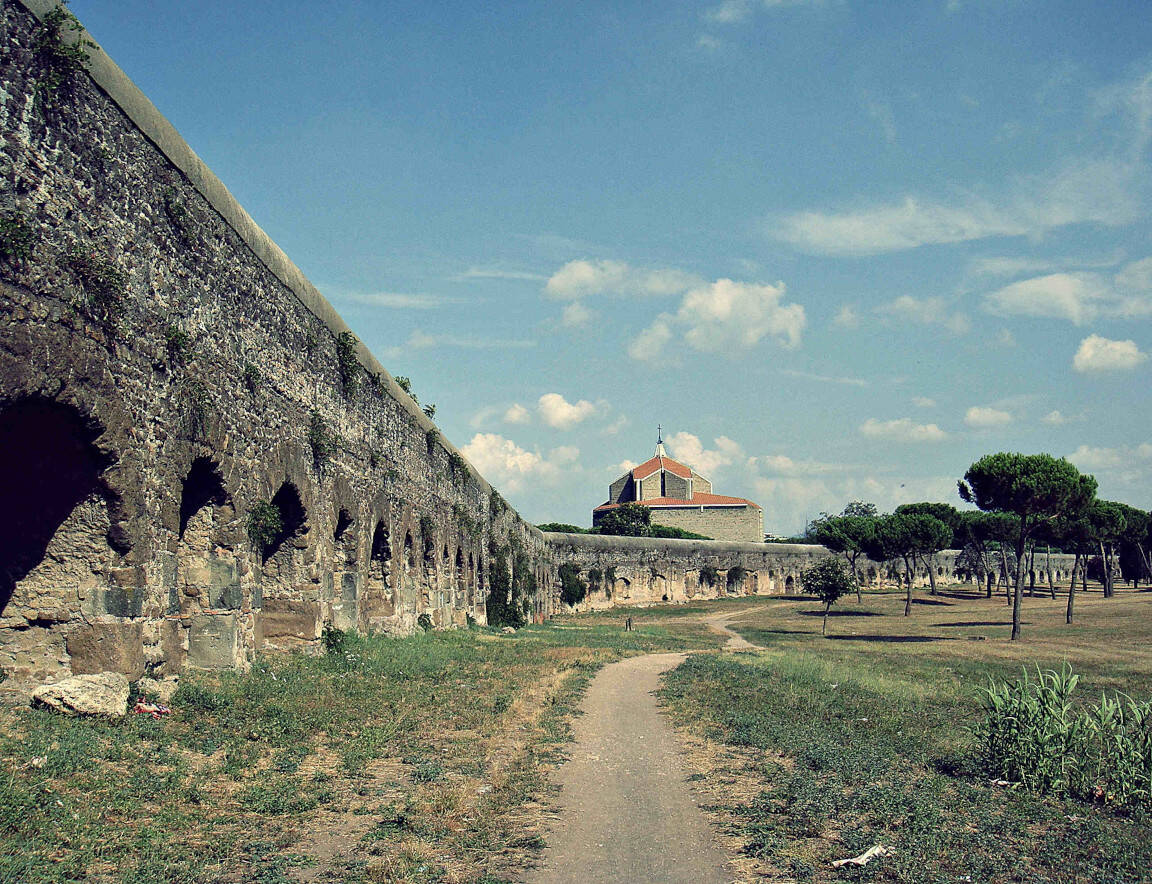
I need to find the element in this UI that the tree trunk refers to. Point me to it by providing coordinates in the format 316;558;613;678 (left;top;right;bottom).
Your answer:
903;556;914;616
1067;553;1078;624
823;601;830;635
985;568;993;598
848;552;862;603
1011;527;1029;641
1100;541;1113;598
1028;545;1036;597
924;554;938;596
1046;546;1056;599
1138;544;1152;587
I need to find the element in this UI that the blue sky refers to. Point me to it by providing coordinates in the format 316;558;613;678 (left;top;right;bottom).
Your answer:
70;0;1152;533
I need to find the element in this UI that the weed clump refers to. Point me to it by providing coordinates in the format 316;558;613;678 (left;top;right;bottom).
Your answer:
0;212;35;261
977;665;1152;807
68;246;128;327
335;331;360;398
247;501;283;555
32;3;93;110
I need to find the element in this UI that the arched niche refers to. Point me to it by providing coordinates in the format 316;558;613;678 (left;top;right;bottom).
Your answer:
176;456;237;613
331;509;360;631
0;398;123;682
362;520;394;628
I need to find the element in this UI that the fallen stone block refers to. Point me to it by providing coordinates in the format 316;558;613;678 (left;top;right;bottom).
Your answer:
32;672;130;717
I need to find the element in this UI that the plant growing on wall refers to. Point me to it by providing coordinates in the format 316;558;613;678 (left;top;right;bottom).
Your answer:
335;331;361;399
184;379;211;436
699;564;719;588
32;3;94;109
447;450;467;485
559;563;587;607
422;403;437;420
726;565;748;592
308;409;335;467
68;246;128;328
394;375;418;404
162;187;197;247
425;428;439;453
164;324;189;363
0;212;35;262
247;501;283;555
242;361;261;393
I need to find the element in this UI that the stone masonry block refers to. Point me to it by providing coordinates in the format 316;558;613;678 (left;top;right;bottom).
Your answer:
66;622;145;679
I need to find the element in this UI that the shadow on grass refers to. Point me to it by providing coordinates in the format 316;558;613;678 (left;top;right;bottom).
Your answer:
933;620;1020;628
797;609;883;618
912;598;954;606
824;634;945;643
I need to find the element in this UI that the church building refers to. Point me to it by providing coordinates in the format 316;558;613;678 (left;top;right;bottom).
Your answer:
593;434;763;543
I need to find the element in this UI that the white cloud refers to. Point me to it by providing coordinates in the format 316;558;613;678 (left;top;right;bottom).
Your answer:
832;304;860;328
450;267;547;283
665;432;746;477
460;433;577;493
912;396;936;408
544;259;701;300
560;301;595;327
1067;443;1152;471
1072;334;1148;373
749;453;854;477
504;403;531;424
328;290;462;309
876;296;970;334
1117;257;1152;291
781;368;868;387
704;0;824;24
997;328;1017;347
1043;410;1067;425
984;273;1110;324
537;393;599;429
631;278;806;361
406;331;536;350
964;406;1013;428
859;418;948;442
968;256;1061;279
627;318;674;363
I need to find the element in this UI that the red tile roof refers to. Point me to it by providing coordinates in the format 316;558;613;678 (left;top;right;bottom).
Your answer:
630;454;692;481
594;492;761;512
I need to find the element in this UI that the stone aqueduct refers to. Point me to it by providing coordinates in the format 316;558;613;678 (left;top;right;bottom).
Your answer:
0;1;1076;689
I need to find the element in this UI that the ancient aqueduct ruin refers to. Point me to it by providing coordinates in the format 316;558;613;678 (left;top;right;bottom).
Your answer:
0;1;1075;690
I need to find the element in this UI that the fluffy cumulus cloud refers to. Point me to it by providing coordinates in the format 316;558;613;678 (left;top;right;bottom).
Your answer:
858;418;948;442
964;406;1013;428
503;403;531;424
460;433;578;493
912;396;936;408
1072;334;1148;373
560;301;595;327
1043;410;1068;424
875;296;970;334
665;432;746;477
537;393;600;429
832;304;860;328
544;260;701;300
631;279;805;362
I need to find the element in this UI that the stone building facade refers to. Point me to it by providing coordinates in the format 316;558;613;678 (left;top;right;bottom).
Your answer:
0;0;552;690
593;438;763;542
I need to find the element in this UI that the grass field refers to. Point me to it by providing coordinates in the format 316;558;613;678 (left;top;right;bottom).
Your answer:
0;606;721;884
3;588;1150;883
660;585;1152;883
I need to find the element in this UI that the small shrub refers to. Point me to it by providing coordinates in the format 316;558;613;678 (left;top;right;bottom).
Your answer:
307;408;336;467
417;613;433;632
184;379;211;435
164;324;189;362
726;565;748;591
447;450;467;484
321;624;348;656
162;187;196;246
422;403;437;420
247;501;283;555
394;375;418;404
559;562;587;607
68;246;128;327
32;3;94;110
800;558;854;634
242;361;261;392
335;331;361;398
425;428;439;453
699;564;719;588
0;211;35;261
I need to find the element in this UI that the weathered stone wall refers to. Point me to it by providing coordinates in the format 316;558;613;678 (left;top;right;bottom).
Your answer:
0;0;552;688
647;505;763;543
543;533;1079;611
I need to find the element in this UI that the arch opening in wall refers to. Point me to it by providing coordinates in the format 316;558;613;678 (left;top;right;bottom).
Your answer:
371;522;391;580
785;575;795;592
263;482;307;564
334;509;353;547
180;457;228;538
404;531;415;568
0;398;111;616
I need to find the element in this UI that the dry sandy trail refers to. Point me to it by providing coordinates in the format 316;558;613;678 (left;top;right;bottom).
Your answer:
523;610;761;884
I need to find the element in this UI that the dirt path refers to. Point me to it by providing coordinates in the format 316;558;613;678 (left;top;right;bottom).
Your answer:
523;652;732;884
703;608;761;650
